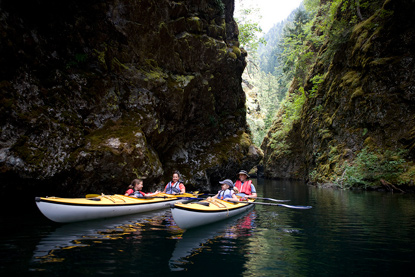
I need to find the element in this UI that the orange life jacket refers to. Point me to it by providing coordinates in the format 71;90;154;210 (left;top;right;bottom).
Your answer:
234;180;253;195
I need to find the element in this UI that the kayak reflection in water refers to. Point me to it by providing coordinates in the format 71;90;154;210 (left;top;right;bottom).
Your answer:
125;179;160;197
169;210;257;271
163;171;186;195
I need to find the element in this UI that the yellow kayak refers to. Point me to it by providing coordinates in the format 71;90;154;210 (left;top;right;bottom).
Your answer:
171;198;255;229
35;193;197;223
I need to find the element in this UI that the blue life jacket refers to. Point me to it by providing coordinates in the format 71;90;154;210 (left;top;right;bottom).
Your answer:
165;181;181;194
133;191;146;198
218;189;233;200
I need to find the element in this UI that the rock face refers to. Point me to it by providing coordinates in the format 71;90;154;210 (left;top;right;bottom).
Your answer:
0;0;262;196
261;0;415;186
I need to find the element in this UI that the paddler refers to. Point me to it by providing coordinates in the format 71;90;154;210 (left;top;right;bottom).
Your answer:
125;179;160;198
162;171;186;194
234;170;257;198
209;179;239;201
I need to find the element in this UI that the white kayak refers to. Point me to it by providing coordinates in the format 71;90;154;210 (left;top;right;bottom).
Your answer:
171;198;255;229
35;193;196;223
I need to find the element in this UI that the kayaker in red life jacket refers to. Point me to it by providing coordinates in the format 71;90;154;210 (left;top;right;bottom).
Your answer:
162;171;186;195
125;179;160;198
234;170;257;198
208;179;239;201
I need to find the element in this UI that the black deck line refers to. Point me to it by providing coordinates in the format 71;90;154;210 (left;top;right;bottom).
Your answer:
172;202;253;213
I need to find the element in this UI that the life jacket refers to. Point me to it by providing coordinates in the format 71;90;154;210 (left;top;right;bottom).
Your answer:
234;180;252;195
133;191;146;198
165;181;182;194
218;189;233;200
125;189;134;196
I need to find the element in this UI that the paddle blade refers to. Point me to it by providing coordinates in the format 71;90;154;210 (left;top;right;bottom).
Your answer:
86;194;100;198
278;204;312;209
264;198;291;203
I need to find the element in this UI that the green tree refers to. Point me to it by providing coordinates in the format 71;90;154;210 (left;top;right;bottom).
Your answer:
235;5;266;54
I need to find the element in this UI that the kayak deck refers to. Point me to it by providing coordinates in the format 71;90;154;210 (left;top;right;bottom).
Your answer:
35;193;198;223
173;198;254;212
171;198;255;229
36;193;187;206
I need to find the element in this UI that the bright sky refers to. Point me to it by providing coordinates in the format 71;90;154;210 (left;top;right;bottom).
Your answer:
235;0;304;33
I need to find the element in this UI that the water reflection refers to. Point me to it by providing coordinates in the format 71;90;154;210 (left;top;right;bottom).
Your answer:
169;208;256;271
32;210;177;263
4;179;415;275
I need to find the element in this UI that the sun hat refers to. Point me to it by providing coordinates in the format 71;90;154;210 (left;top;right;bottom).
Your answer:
238;170;250;178
219;179;234;188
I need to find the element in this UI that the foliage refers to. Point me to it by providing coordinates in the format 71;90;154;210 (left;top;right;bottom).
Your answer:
234;6;266;54
341;148;408;188
212;0;225;15
309;74;324;97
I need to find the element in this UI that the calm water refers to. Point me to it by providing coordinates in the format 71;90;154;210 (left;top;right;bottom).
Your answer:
1;179;415;276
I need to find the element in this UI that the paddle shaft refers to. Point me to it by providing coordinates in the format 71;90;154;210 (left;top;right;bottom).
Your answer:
236;193;290;203
86;194;201;200
228;200;312;209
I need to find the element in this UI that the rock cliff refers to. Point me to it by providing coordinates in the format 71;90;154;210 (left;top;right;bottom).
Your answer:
261;0;415;189
0;0;262;197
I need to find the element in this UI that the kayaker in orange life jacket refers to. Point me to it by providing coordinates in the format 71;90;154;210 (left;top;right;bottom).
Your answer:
234;170;257;198
162;171;186;194
125;179;160;198
208;179;239;201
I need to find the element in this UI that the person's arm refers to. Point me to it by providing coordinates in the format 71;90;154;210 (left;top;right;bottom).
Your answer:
250;184;257;198
225;192;239;202
179;183;186;194
208;192;219;200
144;190;160;196
162;184;167;193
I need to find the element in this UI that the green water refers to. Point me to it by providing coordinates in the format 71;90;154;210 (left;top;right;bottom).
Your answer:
1;179;414;276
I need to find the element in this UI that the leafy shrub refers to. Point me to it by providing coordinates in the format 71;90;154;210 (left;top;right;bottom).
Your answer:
342;147;408;188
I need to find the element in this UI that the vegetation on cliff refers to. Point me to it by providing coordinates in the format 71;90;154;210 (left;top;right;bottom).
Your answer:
259;0;415;191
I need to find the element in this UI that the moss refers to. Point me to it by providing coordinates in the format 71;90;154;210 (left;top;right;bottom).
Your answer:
144;69;168;81
364;136;376;147
145;59;159;68
11;136;47;166
341;71;361;88
85;119;143;152
186;17;203;32
351;87;365;99
228;52;237;60
111;57;129;71
94;48;107;69
370;57;399;66
232;46;241;57
240;132;251;148
398;164;415;185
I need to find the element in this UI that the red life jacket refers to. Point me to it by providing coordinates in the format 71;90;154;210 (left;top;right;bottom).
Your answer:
235;180;252;195
125;189;134;196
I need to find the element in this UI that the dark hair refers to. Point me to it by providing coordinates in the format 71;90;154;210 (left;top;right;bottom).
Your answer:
172;170;181;178
131;179;143;186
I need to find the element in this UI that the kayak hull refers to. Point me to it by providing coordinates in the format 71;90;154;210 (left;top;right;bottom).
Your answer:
171;199;254;229
35;194;192;223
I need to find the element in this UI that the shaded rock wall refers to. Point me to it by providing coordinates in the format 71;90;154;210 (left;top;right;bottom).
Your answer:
0;0;262;196
261;0;415;184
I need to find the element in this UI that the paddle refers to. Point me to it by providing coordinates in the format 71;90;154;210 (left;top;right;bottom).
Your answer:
86;194;101;198
236;193;290;203
85;194;202;200
228;200;312;209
